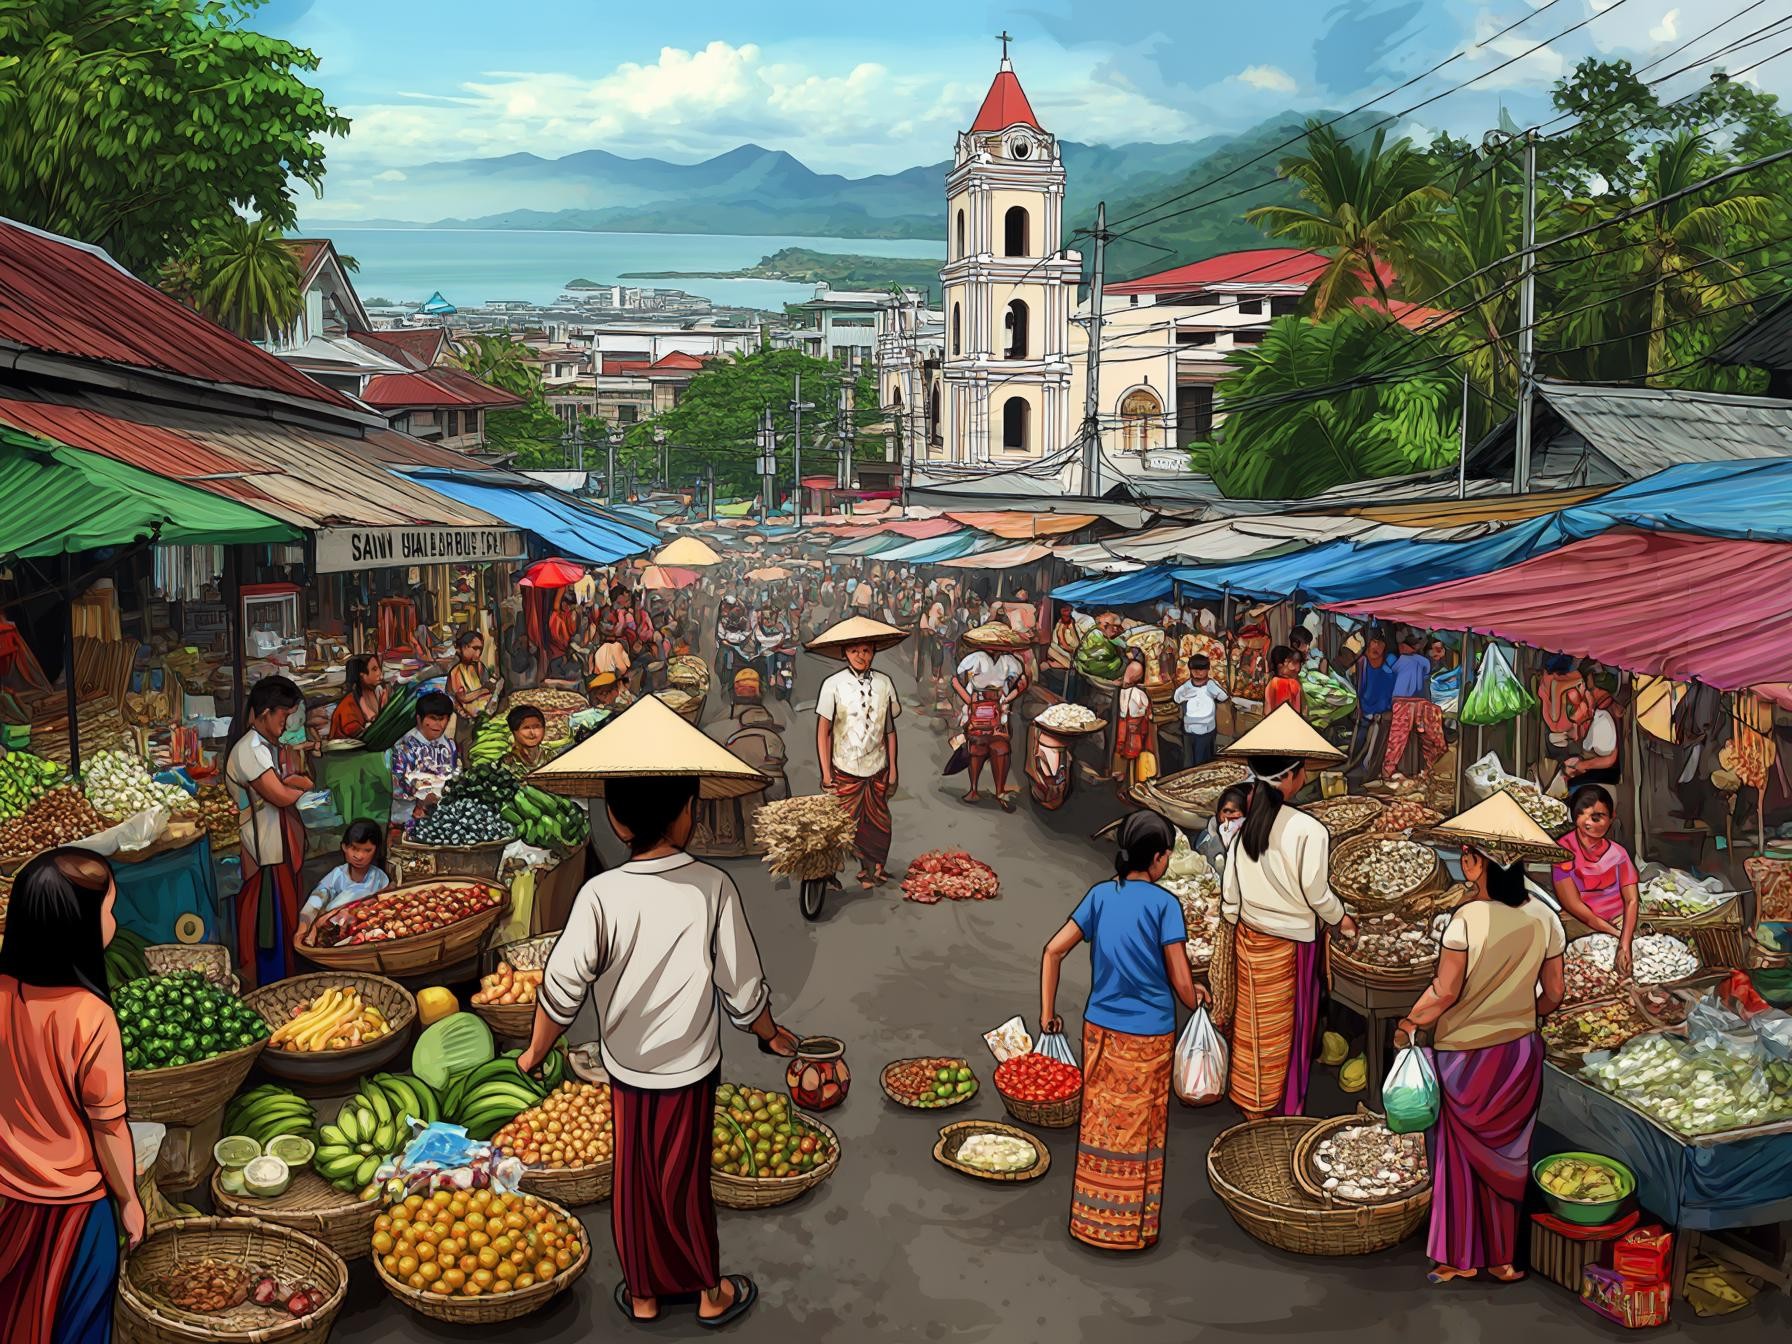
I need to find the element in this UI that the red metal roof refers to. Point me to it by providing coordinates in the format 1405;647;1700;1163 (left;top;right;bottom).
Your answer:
648;351;705;371
0;218;359;409
361;367;525;411
1105;249;1326;296
970;65;1040;132
357;328;448;371
284;239;331;286
1351;295;1450;331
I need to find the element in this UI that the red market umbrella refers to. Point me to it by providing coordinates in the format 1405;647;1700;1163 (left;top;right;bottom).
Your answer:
640;564;701;591
522;557;587;588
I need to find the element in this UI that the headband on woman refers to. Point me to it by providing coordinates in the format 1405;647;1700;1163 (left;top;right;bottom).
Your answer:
1246;761;1301;785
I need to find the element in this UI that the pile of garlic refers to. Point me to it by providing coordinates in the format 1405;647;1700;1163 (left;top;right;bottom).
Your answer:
80;749;197;822
1313;1122;1428;1202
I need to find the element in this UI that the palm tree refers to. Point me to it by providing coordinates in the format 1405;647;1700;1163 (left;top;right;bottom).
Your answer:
190;216;302;344
1244;122;1450;317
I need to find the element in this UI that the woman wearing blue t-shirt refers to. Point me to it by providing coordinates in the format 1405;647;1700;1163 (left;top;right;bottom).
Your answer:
1040;809;1206;1251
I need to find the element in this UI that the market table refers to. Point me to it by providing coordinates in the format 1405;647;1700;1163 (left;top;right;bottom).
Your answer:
1327;966;1420;1111
314;745;393;829
111;831;221;945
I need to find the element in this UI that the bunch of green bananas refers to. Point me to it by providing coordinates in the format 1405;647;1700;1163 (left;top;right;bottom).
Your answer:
103;927;151;989
312;1073;438;1192
470;717;513;766
441;1057;550;1141
223;1085;317;1150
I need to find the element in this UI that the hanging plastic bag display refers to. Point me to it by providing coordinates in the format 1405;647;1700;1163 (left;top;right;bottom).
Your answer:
1460;642;1539;727
1299;667;1358;729
1172;1007;1229;1106
1034;1031;1080;1068
1382;1045;1440;1133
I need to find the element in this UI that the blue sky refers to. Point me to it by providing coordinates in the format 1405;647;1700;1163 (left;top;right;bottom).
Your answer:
254;0;1789;216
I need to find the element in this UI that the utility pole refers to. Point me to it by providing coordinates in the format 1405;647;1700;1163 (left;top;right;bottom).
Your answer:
1081;202;1108;498
1515;126;1538;497
706;463;716;522
757;407;776;518
653;425;668;491
836;382;854;490
789;372;814;527
1458;369;1470;500
606;426;621;505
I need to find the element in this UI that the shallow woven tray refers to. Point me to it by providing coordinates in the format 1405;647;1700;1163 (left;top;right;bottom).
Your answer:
373;1192;589;1323
1291;1107;1432;1209
114;1216;347;1344
127;1037;269;1128
1030;715;1106;739
245;971;416;1085
932;1120;1051;1184
880;1057;980;1111
1303;795;1385;844
711;1113;840;1210
209;1167;381;1263
1639;890;1743;931
1541;994;1663;1068
1329;833;1442;915
1326;940;1437;992
472;933;553;1038
295;879;507;978
1206;1117;1429;1257
1139;761;1250;828
995;1084;1082;1130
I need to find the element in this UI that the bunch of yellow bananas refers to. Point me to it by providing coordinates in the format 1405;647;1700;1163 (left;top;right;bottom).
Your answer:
269;988;390;1053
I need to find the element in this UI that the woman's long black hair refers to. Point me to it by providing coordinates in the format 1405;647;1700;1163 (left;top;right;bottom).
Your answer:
1239;753;1302;862
1113;808;1176;884
0;848;116;1002
223;674;303;764
344;654;377;697
1474;846;1531;907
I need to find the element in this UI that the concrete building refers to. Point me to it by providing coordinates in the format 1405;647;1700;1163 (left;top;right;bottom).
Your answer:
777;284;928;368
586;320;759;366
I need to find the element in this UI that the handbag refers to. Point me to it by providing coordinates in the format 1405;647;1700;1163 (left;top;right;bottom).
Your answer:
965;691;1003;744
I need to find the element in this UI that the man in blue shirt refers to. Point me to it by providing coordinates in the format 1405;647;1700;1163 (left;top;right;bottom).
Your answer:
1348;628;1397;786
1382;629;1447;778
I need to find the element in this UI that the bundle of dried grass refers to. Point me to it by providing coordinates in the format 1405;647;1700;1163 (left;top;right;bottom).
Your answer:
755;794;855;879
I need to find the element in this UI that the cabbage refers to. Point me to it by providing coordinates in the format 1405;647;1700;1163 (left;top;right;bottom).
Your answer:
410;1012;495;1090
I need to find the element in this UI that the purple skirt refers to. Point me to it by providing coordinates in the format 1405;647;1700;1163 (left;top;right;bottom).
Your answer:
1426;1034;1543;1270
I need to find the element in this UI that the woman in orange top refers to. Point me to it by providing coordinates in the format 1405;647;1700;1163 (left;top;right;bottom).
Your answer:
328;654;387;740
1263;644;1304;716
0;848;145;1344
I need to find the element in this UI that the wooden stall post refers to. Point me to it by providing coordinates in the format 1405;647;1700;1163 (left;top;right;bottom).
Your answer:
1628;678;1649;860
62;552;81;775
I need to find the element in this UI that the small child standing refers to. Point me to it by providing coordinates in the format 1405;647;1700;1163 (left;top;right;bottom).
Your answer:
390;690;461;844
296;820;389;943
1264;644;1305;717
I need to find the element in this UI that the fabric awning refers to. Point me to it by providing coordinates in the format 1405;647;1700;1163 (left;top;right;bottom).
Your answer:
878;530;1005;564
0;426;298;558
945;511;1099;539
1054;565;1178;606
1322;529;1792;691
937;541;1056;569
402;468;659;566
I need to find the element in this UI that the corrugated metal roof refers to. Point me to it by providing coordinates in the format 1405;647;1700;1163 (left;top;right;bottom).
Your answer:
356;328;447;371
0;217;359;410
361;368;524;410
1710;292;1792;371
0;389;504;529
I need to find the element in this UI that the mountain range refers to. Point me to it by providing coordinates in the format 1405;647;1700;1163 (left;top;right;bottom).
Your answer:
303;110;1385;276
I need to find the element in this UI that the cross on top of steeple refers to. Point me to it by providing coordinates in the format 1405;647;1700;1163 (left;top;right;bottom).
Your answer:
997;30;1012;65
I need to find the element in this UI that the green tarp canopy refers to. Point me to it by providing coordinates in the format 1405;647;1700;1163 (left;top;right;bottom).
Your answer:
0;427;298;558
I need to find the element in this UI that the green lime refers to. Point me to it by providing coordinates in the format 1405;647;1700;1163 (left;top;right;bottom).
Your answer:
935;1083;954;1098
213;1135;261;1170
956;1080;976;1094
266;1134;315;1167
936;1068;952;1083
956;1067;973;1083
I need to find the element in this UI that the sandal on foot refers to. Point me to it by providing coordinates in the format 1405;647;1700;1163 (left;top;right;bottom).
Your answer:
997;794;1015;813
696;1275;758;1329
614;1281;662;1324
1488;1267;1526;1283
1427;1268;1478;1285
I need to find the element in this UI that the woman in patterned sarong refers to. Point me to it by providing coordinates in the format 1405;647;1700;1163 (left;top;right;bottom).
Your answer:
1040;810;1206;1250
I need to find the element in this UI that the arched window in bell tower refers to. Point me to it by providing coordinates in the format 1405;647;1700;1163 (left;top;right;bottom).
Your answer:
956;209;966;259
1003;300;1029;360
1003;206;1029;257
951;303;962;356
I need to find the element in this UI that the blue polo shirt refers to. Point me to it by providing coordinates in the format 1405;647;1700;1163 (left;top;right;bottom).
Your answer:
1357;658;1396;717
1069;879;1187;1037
1390;652;1431;699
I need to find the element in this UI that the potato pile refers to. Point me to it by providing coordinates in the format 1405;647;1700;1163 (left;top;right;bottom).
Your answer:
472;962;541;1006
0;785;107;854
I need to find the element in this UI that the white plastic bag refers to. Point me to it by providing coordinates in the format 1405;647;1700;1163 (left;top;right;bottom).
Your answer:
1172;1006;1228;1106
72;805;168;856
1035;1031;1079;1068
1383;1046;1440;1134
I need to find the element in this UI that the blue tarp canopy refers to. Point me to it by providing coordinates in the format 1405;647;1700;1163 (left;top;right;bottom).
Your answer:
879;530;1003;564
401;469;658;566
417;291;457;315
1054;564;1179;606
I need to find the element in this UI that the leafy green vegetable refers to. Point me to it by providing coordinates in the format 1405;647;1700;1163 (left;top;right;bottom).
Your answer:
410;1012;496;1090
1460;642;1538;727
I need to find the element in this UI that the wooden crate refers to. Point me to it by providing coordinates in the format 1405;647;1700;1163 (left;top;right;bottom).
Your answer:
1529;1210;1640;1293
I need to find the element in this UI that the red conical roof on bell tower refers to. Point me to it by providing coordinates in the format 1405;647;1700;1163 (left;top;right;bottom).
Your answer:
970;60;1041;133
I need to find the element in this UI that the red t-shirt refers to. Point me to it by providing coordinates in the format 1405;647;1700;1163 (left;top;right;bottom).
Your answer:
0;976;126;1203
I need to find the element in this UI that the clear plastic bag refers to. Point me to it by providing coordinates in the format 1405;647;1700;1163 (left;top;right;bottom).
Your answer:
1172;1007;1228;1106
1300;667;1358;729
1382;1046;1440;1134
1035;1031;1079;1068
1461;642;1539;727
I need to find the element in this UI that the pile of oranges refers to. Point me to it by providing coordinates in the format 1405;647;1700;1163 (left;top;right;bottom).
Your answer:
373;1188;582;1299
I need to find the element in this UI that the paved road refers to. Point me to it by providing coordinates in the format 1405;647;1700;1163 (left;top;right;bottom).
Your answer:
331;647;1787;1343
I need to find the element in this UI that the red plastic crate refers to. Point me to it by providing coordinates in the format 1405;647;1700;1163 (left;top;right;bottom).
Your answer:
1613;1225;1673;1283
1581;1264;1671;1329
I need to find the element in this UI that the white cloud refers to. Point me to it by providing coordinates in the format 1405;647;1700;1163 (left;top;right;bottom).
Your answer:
1237;64;1297;94
1649;9;1679;42
1456;12;1567;91
372;168;406;182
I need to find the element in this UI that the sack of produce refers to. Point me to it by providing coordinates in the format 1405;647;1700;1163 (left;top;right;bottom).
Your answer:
1381;1045;1440;1134
1459;642;1537;727
1429;665;1461;713
1172;1006;1228;1106
1299;667;1357;729
1074;628;1123;680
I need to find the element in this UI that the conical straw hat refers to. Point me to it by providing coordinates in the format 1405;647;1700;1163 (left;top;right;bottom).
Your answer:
1221;703;1346;766
526;695;767;798
1414;789;1570;866
653;536;724;568
805;615;910;659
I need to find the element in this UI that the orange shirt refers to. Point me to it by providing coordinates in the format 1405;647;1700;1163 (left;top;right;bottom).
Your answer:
0;975;126;1204
329;695;369;740
1265;676;1304;716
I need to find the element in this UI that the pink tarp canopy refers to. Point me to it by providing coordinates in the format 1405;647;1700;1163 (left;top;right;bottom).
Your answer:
1322;529;1792;692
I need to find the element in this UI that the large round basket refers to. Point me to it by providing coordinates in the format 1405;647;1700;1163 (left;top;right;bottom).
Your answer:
127;1037;268;1127
932;1120;1051;1184
388;837;510;883
1329;833;1442;915
655;688;708;724
1290;1107;1433;1212
114;1216;348;1344
519;1158;613;1207
1206;1117;1429;1257
1326;938;1437;993
245;971;417;1085
373;1192;589;1323
1640;890;1743;932
473;932;556;1039
711;1113;840;1210
210;1166;381;1262
1139;761;1250;828
995;1084;1082;1130
961;626;1035;653
1304;796;1385;844
295;879;507;978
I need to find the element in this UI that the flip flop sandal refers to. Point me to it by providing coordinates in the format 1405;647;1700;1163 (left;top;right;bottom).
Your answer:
614;1281;663;1324
997;795;1016;813
1426;1268;1478;1285
696;1275;758;1329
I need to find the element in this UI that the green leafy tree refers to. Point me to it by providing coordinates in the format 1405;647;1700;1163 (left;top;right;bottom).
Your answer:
0;0;349;273
178;215;302;343
449;332;565;465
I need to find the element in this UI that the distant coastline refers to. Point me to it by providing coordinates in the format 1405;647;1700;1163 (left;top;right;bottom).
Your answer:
615;247;941;300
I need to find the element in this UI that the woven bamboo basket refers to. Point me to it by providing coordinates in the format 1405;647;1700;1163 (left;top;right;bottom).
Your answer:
373;1192;589;1323
295;879;507;978
1291;1107;1434;1211
145;942;240;995
1326;941;1437;993
1207;1117;1429;1257
881;1057;980;1111
388;836;510;883
210;1166;381;1262
126;1037;269;1128
1139;761;1250;828
931;1120;1051;1184
1682;923;1748;972
995;1083;1082;1130
114;1216;348;1344
519;1158;614;1207
473;932;555;1038
245;971;417;1085
654;688;708;724
711;1113;840;1210
1329;833;1442;915
1639;891;1743;931
1304;795;1385;844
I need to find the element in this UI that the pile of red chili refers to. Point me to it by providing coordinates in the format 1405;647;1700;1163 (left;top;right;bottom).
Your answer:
994;1053;1082;1102
901;849;1000;904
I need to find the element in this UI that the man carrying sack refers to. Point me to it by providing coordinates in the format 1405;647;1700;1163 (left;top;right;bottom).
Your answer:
809;616;910;889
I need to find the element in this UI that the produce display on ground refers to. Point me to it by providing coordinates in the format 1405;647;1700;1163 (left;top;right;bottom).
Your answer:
267;987;393;1052
1036;702;1100;732
505;689;588;741
1312;1122;1428;1202
1567;932;1700;990
1331;838;1435;894
411;797;515;846
953;1131;1039;1174
883;1058;979;1108
1371;800;1442;834
0;748;62;822
1335;910;1448;970
755;793;855;877
492;1082;613;1168
116;972;268;1070
315;1074;441;1194
500;784;589;850
902;849;999;904
196;782;238;849
1638;868;1732;917
313;882;502;947
1305;796;1381;838
0;784;108;854
1582;1033;1792;1136
469;717;513;766
1501;781;1570;834
994;1053;1082;1103
376;1186;584;1299
1542;999;1659;1058
473;961;541;1006
440;762;522;811
1164;868;1221;970
223;1086;319;1153
711;1083;836;1180
80;748;198;820
1148;761;1249;804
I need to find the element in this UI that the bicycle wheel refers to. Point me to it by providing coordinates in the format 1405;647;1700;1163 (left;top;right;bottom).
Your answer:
800;876;827;921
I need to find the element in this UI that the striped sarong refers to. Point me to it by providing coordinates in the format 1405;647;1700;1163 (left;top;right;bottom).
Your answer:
833;769;892;869
1069;1024;1174;1251
1228;924;1322;1120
